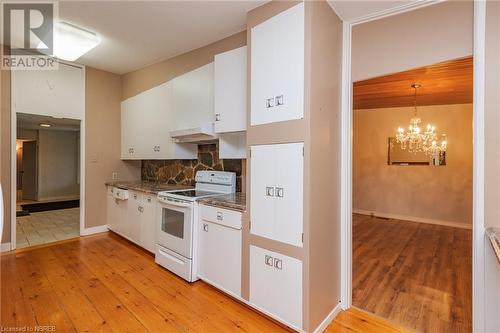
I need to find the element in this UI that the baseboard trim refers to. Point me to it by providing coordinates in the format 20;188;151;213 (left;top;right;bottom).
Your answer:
353;209;472;229
81;225;109;236
313;303;342;333
1;242;12;252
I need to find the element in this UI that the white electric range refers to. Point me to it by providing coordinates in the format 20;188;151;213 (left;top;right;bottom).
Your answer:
155;170;236;282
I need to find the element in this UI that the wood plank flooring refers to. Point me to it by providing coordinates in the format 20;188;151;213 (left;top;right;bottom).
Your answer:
0;232;410;333
352;214;472;332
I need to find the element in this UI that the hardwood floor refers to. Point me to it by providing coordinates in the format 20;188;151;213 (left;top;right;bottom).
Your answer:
0;231;411;333
352;214;472;333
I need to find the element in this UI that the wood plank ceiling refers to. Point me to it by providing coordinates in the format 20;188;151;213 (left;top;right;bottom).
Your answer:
353;57;473;109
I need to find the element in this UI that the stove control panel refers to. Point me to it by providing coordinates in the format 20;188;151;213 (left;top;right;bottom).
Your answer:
195;171;236;186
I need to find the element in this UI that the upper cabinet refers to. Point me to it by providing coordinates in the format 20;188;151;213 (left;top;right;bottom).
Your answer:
214;46;247;133
172;63;214;130
121;63;216;160
250;3;305;126
11;62;85;120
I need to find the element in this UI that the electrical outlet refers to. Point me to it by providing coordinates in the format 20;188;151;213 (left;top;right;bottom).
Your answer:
112;172;118;180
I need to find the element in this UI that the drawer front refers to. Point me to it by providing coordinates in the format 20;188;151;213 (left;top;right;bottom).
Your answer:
155;244;193;282
200;204;242;229
249;245;302;330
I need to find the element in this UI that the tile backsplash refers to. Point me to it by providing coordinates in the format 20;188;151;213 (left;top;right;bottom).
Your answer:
141;144;244;192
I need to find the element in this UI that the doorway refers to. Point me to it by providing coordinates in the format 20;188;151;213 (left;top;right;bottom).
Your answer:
15;113;81;248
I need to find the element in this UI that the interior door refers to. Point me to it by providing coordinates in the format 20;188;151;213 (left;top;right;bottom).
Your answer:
22;140;37;200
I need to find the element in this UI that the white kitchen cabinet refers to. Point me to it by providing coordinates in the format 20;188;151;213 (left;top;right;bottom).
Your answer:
250;2;304;126
106;187;157;253
214;46;247;133
11;62;85;120
250;142;303;247
172;63;215;130
249;245;302;330
219;132;247;159
140;193;157;253
121;79;199;160
107;187;129;236
198;205;242;297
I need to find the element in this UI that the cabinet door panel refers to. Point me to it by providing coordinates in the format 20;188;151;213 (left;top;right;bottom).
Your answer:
274;142;304;247
140;194;157;253
199;219;241;297
121;95;144;159
250;3;304;126
126;191;142;243
214;46;247;133
250;144;276;240
249;246;302;330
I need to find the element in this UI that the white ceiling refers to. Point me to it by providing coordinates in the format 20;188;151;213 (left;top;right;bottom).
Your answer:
327;0;417;22
59;1;265;74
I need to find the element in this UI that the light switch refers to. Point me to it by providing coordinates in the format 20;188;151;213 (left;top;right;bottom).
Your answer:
112;172;118;180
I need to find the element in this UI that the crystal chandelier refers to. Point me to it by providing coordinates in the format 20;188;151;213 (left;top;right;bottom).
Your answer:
395;84;447;155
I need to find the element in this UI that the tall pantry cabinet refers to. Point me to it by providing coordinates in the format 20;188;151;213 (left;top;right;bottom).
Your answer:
245;1;343;332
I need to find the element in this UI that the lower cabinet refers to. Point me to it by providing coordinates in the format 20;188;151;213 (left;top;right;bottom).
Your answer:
249;245;303;331
198;204;242;297
107;186;156;253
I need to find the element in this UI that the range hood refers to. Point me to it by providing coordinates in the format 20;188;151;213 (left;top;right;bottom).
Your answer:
169;123;218;143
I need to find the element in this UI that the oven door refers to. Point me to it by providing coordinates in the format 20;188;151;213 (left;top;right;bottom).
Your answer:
156;199;193;259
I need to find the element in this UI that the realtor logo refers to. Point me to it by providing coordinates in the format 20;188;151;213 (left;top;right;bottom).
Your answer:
1;1;57;69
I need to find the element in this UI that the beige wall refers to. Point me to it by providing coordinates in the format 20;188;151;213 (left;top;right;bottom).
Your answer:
353;104;473;225
85;67;140;228
38;129;80;200
0;46;11;243
121;31;246;101
352;1;473;81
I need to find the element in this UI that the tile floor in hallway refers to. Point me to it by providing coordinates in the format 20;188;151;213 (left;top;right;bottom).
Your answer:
16;208;80;248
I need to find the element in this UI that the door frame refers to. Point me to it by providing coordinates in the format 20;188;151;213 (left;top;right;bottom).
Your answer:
10;62;86;250
339;1;486;332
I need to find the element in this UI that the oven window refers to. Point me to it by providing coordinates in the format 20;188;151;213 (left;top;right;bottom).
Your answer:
162;208;184;239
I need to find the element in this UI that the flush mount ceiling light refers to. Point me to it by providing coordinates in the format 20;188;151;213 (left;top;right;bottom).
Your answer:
39;123;51;127
53;22;101;61
395;84;447;156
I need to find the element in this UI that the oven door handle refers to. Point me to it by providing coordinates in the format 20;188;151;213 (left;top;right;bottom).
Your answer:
159;199;192;208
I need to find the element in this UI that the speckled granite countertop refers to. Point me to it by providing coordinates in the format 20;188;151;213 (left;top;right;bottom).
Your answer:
197;193;246;212
487;228;500;263
105;181;192;194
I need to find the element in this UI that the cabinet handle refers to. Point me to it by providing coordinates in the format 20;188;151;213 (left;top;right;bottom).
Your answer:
217;211;223;221
129;148;134;154
133;194;137;199
266;98;274;108
266;186;274;197
215;113;221;121
147;197;152;203
265;255;273;266
138;206;144;213
274;258;283;270
275;95;284;106
203;223;209;232
276;187;284;198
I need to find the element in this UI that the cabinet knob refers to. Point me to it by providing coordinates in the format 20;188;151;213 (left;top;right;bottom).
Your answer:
203;223;209;232
266;186;274;197
265;255;273;266
274;258;283;270
266;98;274;108
276;187;284;198
215;113;221;121
217;211;223;221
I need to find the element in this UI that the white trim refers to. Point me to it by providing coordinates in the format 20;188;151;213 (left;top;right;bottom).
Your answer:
312;303;342;333
353;209;472;230
80;224;108;236
340;20;352;311
472;1;486;332
1;242;11;252
10;63;86;250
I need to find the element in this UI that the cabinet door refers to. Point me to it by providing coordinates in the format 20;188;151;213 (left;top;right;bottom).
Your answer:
250;3;304;126
121;95;144;159
249;246;302;330
250;144;276;241
199;219;242;297
126;191;142;243
214;46;247;133
106;187;119;231
250;143;303;247
140;194;157;253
